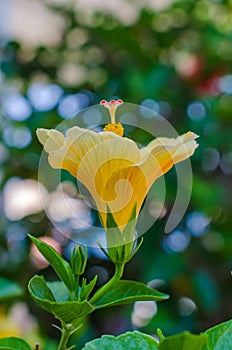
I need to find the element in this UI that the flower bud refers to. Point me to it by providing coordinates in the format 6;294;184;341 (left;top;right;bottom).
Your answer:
70;245;88;276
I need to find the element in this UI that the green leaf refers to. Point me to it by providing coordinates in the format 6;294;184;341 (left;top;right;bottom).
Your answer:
92;280;169;308
106;205;119;229
121;205;137;243
28;276;94;323
29;235;75;292
0;337;31;350
106;205;140;264
159;331;207;350
202;319;232;350
80;276;98;300
0;277;23;302
106;211;124;247
30;275;56;301
81;330;159;349
46;281;70;302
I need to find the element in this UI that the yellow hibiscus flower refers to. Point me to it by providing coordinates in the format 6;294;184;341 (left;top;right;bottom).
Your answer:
37;100;198;232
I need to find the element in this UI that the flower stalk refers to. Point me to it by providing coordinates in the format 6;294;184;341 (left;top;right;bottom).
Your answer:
90;262;125;305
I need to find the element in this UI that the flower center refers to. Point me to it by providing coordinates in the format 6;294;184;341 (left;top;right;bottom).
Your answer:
103;123;124;136
100;99;124;136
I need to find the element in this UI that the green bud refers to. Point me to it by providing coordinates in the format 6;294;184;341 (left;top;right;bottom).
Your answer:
105;206;139;264
70;245;88;276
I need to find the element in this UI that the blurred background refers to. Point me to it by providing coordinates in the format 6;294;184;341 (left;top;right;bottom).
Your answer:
0;0;232;348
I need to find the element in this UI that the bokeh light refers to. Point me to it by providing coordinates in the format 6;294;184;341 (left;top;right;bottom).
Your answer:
201;147;220;172
3;178;48;221
27;83;63;111
186;211;211;237
162;229;191;253
220;152;232;175
57;93;90;119
187;101;206;121
0;0;231;344
2;125;32;149
2;92;32;121
132;301;158;328
178;297;197;316
219;74;232;94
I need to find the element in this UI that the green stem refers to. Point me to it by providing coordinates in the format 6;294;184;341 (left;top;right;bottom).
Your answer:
57;325;73;350
75;275;80;301
69;275;80;301
90;263;125;305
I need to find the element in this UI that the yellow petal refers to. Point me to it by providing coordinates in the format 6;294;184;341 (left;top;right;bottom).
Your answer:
37;127;199;231
36;128;64;152
45;126;140;176
99;165;148;229
75;131;141;217
99;131;199;229
139;131;199;187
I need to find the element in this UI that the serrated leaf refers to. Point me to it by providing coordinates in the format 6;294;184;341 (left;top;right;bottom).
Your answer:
28;276;94;323
202;319;232;350
0;337;31;350
81;330;159;349
29;235;75;292
159;331;207;350
91;280;169;308
0;277;23;302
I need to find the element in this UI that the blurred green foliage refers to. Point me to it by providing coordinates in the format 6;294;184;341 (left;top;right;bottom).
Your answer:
0;0;231;347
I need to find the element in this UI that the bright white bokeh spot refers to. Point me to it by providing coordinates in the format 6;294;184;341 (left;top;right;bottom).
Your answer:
3;178;48;221
47;188;93;230
27;82;63;111
5;0;65;47
2;92;32;121
58;93;90;119
187;101;206;121
132;301;157;328
162;229;190;253
186;211;211;237
134;301;157;318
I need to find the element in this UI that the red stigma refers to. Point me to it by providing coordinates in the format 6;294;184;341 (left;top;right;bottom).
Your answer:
100;99;123;106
